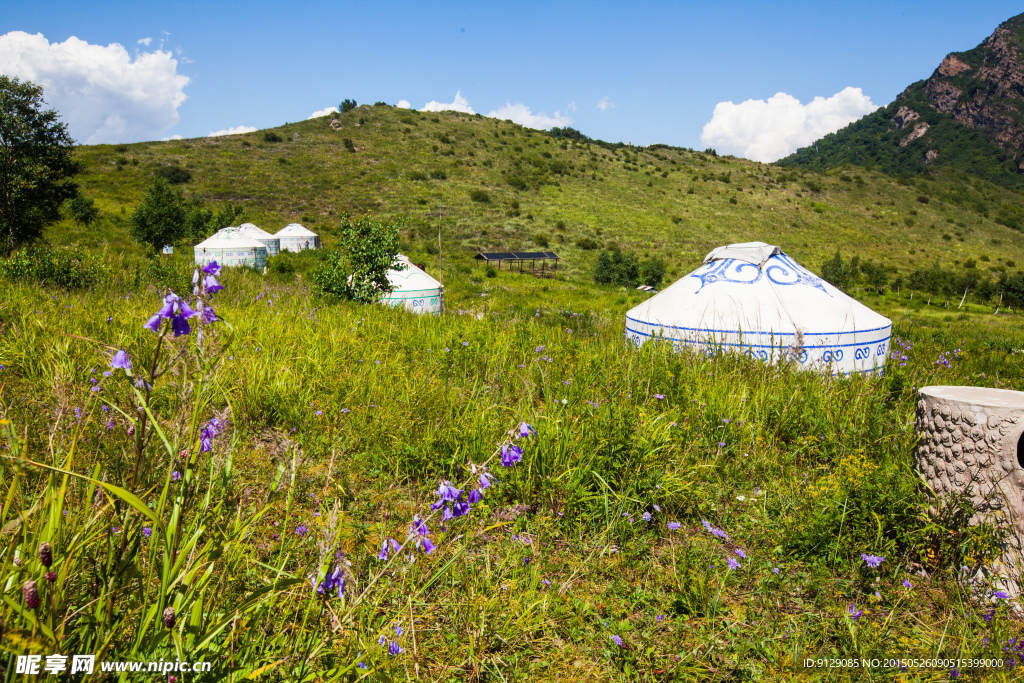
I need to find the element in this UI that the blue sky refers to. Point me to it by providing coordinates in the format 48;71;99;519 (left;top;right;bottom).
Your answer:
3;0;1022;158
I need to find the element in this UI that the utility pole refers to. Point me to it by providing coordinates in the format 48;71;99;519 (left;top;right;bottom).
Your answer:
437;180;444;288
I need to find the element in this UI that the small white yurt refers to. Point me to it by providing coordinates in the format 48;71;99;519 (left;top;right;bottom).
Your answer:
194;228;268;269
625;242;892;375
383;255;444;314
275;223;320;252
234;223;281;257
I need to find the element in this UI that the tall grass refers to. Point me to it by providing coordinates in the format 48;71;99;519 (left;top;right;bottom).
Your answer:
2;264;1024;680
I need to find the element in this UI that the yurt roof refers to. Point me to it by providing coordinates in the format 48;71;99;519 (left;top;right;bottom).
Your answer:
275;223;318;237
387;255;442;292
196;228;267;250
626;242;890;341
236;222;275;238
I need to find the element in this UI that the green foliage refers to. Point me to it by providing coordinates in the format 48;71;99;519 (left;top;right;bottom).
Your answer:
576;237;599;250
343;138;356;153
312;213;405;302
469;188;491;203
594;247;640;287
339;98;357;113
65;195;99;227
0;242;107;289
485;265;497;278
0;76;80;254
859;259;889;293
263;131;283;143
532;233;550;248
639;257;666;288
154;163;192;184
128;178;242;253
821;250;860;290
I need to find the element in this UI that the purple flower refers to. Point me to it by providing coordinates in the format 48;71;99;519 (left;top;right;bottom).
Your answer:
478;470;495;489
202;261;222;277
612;635;623;647
994;590;1010;599
142;527;152;538
312;562;345;599
653;504;661;512
861;553;884;569
146;292;198;336
516;422;536;439
735;549;746;559
295;524;308;537
432;481;463;508
388;642;401;656
848;603;863;621
701;520;713;532
203;274;224;294
200;305;218;324
654;394;665;400
711;527;729;540
451;499;470;517
666;521;681;530
171;470;181;481
642;512;652;522
727;557;740;569
468;489;483;504
110;349;132;371
773;567;780;575
902;579;913;589
500;443;523;467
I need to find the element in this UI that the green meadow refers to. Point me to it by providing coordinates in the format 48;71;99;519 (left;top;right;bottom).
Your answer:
3;105;1024;680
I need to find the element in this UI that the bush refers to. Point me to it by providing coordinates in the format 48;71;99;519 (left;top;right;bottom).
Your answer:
154;164;192;184
267;253;297;280
343;138;356;153
430;170;447;181
576;237;599;250
640;258;666;288
407;170;428;181
593;247;640;287
263;131;283;143
532;233;550;248
66;195;99;226
340;99;357;113
820;250;859;290
485;265;497;278
469;189;491;203
0;243;108;290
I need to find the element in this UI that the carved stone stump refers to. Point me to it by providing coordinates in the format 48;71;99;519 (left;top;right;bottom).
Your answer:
915;386;1024;598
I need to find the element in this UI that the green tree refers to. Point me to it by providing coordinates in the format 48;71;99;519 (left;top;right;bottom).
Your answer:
640;257;666;288
0;76;80;254
66;195;99;227
594;247;641;287
129;178;241;252
340;99;357;113
312;213;405;302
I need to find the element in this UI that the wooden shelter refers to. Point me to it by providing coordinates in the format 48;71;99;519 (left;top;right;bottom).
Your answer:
474;251;561;273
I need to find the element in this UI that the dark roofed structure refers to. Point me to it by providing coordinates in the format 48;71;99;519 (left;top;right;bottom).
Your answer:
474;251;561;273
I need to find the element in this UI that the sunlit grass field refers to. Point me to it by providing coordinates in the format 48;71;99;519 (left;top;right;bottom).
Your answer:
3;253;1024;680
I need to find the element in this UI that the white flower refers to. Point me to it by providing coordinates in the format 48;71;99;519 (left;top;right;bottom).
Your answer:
561;398;568;404
737;495;746;502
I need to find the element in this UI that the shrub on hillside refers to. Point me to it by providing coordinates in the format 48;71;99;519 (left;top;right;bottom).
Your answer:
469;189;491;203
532;233;550;248
343;138;356;153
263;131;283;143
66;195;99;226
594;247;640;287
340;99;357;113
407;170;428;181
154;164;192;184
576;237;599;250
0;243;108;290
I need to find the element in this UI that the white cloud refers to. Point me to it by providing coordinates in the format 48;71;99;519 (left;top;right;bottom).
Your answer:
207;125;256;137
597;96;613;111
420;90;475;114
308;106;338;119
161;134;182;141
397;99;411;109
700;87;878;163
486;102;573;130
138;37;152;46
0;31;189;144
566;101;577;113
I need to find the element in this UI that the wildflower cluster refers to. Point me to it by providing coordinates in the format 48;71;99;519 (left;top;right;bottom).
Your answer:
934;346;962;369
891;336;912;367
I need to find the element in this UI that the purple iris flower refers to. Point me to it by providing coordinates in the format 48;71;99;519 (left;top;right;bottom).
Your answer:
145;292;198;337
110;350;132;371
500;443;523;467
516;422;536;439
861;553;884;569
378;538;401;560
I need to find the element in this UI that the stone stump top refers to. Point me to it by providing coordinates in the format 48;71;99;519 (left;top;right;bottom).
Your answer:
919;385;1024;411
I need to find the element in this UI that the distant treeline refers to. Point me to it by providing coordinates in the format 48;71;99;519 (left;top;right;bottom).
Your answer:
821;251;1024;308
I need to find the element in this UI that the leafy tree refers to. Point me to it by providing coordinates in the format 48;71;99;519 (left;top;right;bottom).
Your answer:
129;178;241;252
0;76;80;254
594;247;640;287
66;195;99;227
312;213;405;302
340;99;357;113
821;250;860;290
640;257;666;288
859;259;889;293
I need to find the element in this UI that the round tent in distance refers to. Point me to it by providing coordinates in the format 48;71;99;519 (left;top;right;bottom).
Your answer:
624;242;892;375
234;223;281;257
382;255;444;314
274;223;320;252
194;227;268;269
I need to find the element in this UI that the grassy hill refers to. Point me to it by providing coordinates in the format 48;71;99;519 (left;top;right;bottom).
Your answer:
63;103;1024;290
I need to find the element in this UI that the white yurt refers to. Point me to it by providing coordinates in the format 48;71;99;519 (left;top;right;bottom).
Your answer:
234;223;281;257
275;223;320;252
194;228;268;269
382;255;444;314
625;242;892;375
